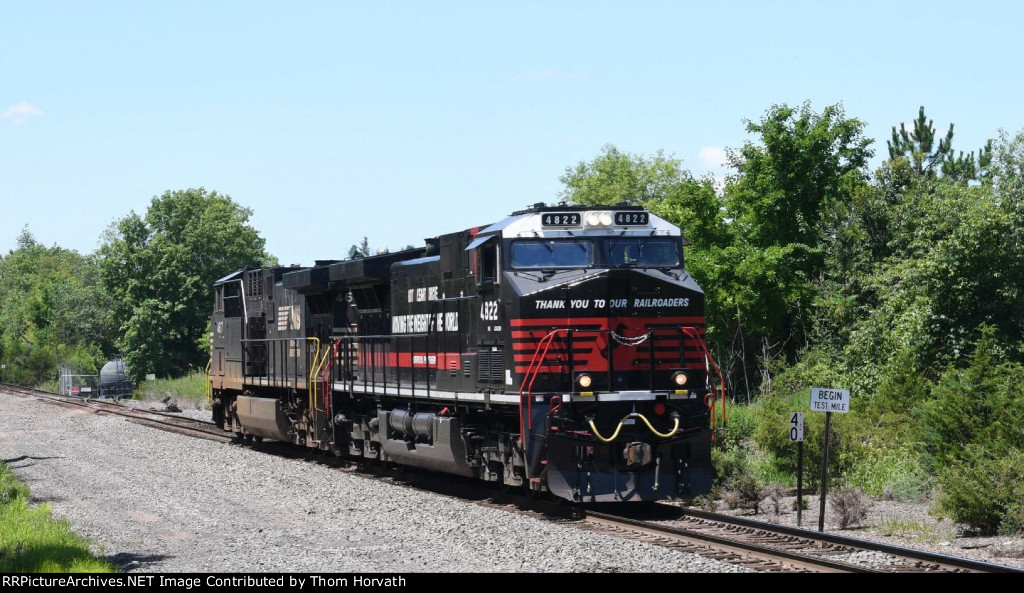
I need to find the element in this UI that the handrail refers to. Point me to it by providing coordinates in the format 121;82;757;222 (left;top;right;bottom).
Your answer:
319;339;339;413
240;337;321;390
312;342;333;413
518;329;568;442
517;324;723;444
335;333;438;400
307;337;321;413
681;326;727;429
204;358;212;405
518;326;675;437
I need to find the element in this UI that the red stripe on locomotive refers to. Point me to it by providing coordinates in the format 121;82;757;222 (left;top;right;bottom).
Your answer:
357;351;462;370
510;316;707;374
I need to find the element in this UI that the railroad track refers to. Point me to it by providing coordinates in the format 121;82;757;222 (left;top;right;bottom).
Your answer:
0;382;230;443
583;506;1024;573
2;382;1021;573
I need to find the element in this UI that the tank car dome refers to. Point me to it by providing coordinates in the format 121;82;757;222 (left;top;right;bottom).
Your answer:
99;359;130;386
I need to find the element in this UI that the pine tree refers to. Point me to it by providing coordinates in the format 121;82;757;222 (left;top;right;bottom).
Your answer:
887;106;992;184
887;106;954;178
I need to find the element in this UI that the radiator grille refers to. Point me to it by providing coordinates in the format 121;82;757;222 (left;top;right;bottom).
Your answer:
477;347;504;384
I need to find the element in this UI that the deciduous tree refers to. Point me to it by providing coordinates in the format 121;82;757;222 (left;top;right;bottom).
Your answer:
98;188;273;380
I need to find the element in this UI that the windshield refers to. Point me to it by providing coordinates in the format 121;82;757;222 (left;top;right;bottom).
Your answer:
510;240;594;269
603;238;679;268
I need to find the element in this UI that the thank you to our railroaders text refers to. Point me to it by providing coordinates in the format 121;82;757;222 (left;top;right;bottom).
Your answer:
2;575;407;590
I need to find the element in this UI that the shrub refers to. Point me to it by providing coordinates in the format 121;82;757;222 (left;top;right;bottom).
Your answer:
711;446;750;487
919;327;1024;471
724;472;767;514
884;471;935;503
721;489;741;510
693;491;718;512
766;483;785;515
717;403;757;452
920;329;1024;533
830;487;869;529
936;446;1024;534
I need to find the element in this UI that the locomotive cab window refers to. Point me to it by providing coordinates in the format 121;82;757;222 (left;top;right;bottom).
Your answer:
479;241;499;284
602;237;679;268
222;282;243;318
510;239;594;269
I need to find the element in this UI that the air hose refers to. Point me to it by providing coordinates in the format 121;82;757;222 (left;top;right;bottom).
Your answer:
587;412;680;444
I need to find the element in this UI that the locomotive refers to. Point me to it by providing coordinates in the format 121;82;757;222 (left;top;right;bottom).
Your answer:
208;203;725;502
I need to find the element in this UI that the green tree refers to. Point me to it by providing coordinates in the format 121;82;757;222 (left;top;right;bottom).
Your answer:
887;106;955;178
559;144;728;249
887;106;992;184
0;228;113;386
98;188;272;380
717;103;872;398
726;102;873;249
839;155;1024;387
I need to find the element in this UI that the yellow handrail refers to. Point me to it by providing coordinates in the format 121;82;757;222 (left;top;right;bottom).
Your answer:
310;344;332;413
205;358;212;404
306;337;321;413
587;412;680;444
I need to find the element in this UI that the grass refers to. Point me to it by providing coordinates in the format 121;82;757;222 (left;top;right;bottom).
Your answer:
876;512;952;544
135;373;209;408
0;464;115;573
748;448;795;488
843;446;930;499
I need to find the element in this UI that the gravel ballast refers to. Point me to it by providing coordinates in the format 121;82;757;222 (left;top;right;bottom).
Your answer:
0;391;746;573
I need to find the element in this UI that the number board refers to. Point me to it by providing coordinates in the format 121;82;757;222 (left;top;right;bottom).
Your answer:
541;212;581;227
789;412;804;442
614;211;649;225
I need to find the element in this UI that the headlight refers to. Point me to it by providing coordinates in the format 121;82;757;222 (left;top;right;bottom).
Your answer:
585;211;612;227
672;371;688;386
576;373;593;389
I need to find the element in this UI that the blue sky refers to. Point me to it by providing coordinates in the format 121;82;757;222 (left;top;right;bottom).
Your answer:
2;1;1021;266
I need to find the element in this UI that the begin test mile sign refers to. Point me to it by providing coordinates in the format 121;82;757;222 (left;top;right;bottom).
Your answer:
809;388;850;413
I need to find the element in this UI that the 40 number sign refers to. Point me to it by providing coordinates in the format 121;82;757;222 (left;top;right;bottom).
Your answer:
789;412;804;442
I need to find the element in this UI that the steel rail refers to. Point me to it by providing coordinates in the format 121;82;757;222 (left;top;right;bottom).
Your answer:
675;508;1024;573
586;510;880;573
0;383;229;442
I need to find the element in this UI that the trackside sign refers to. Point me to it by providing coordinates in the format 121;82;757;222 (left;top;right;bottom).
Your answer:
810;388;850;413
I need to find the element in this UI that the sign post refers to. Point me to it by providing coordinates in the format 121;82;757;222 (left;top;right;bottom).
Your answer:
809;388;850;532
789;412;805;526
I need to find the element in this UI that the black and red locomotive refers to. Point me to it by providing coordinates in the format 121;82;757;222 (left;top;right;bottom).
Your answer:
209;203;725;502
